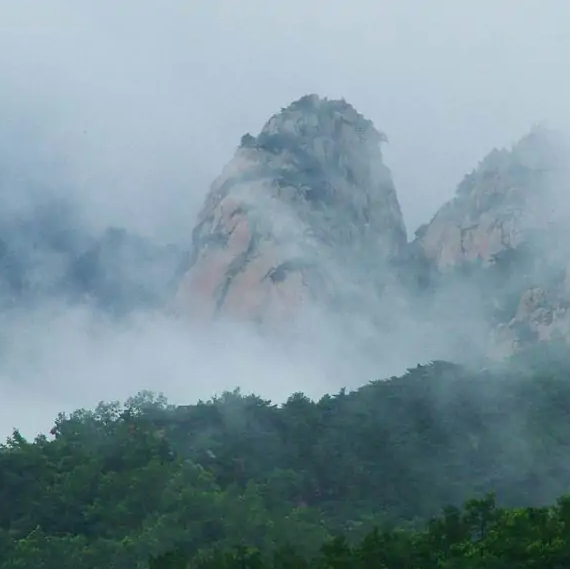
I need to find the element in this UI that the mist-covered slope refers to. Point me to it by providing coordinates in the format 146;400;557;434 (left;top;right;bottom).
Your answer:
2;93;570;567
3;356;570;566
414;126;565;269
1;95;570;371
0;189;184;315
412;126;570;357
177;96;570;364
177;94;406;329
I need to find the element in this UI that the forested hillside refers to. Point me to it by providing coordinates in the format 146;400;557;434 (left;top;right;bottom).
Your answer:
2;351;570;567
2;2;569;567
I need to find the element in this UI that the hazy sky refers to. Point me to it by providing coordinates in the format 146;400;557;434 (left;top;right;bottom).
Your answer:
1;1;569;239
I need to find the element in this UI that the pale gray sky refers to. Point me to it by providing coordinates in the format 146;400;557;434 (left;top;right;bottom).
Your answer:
1;1;569;239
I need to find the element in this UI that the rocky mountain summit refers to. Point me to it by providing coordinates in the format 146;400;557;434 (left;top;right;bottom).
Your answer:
414;126;566;269
178;95;570;362
177;95;407;331
1;93;568;367
413;126;570;356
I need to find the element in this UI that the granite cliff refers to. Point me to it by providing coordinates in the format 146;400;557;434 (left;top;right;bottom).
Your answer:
1;93;569;366
177;95;407;332
178;97;570;362
413;126;570;357
414;126;565;269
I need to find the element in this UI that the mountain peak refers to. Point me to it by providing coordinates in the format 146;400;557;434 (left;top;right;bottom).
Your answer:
415;126;567;270
176;94;406;327
258;93;386;145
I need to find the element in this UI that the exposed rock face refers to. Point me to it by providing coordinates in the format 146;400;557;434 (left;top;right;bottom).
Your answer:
491;257;570;357
413;126;570;357
415;127;565;270
3;92;570;368
178;95;407;328
178;95;570;363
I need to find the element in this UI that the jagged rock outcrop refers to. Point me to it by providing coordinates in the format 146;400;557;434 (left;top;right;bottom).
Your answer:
4;93;570;366
414;126;566;269
413;126;570;357
177;95;407;328
178;98;570;362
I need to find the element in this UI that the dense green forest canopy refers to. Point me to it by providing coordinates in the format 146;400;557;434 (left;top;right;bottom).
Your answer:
2;351;570;567
151;494;570;568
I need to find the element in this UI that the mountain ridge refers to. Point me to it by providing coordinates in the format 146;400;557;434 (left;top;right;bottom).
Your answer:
1;94;569;366
176;95;570;363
